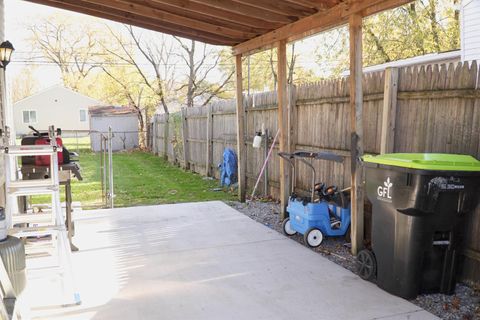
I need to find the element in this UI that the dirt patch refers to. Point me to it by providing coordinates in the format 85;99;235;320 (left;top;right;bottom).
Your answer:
227;200;480;320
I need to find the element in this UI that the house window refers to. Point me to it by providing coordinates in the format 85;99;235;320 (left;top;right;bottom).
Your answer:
79;109;87;122
22;110;37;124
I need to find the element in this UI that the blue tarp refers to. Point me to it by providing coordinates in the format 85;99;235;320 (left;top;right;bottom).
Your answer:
219;148;237;187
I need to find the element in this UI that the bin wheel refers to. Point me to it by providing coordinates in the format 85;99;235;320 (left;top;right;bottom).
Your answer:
304;228;323;248
356;249;377;281
282;218;297;236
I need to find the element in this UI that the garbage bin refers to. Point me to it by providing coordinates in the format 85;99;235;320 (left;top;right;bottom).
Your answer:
362;153;480;299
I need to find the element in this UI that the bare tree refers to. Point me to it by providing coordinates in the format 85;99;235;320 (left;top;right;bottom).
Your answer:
11;67;39;103
101;25;175;115
98;25;181;148
27;16;99;90
174;38;234;107
269;44;296;89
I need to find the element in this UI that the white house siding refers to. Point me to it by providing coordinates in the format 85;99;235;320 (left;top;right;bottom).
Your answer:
462;0;480;61
90;115;139;152
13;85;100;136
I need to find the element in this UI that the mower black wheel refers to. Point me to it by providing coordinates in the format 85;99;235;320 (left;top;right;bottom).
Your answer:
356;249;377;281
282;218;297;236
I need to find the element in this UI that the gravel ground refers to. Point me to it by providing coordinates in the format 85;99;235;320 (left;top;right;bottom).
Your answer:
227;200;480;320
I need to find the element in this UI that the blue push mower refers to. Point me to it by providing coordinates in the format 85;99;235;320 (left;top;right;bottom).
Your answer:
279;151;352;248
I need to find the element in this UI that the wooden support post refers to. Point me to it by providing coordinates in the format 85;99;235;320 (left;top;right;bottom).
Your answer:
349;13;364;256
380;67;399;154
235;54;247;202
181;108;190;170
164;113;170;160
206;105;213;176
277;40;289;220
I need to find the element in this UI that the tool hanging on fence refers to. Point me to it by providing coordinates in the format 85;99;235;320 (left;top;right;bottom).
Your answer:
249;129;280;200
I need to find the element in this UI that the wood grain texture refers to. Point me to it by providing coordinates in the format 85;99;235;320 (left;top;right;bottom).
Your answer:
235;55;247;202
380;68;399;154
278;40;288;219
349;13;364;255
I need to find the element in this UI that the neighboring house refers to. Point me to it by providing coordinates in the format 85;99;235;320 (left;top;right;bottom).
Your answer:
461;0;480;61
13;85;101;136
341;51;461;76
89;105;139;152
342;0;479;76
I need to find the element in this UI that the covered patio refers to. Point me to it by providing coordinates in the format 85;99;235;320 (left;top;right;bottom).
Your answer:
18;0;415;257
0;0;446;318
27;202;436;320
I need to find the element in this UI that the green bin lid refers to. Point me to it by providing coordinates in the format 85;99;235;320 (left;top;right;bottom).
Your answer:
363;153;480;172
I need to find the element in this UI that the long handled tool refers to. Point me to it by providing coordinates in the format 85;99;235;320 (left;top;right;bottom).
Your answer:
249;129;280;200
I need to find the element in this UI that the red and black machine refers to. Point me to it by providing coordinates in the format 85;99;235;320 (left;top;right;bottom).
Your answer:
20;126;81;180
21;126;70;167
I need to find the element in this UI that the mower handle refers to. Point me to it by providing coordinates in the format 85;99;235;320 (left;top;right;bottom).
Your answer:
28;125;41;136
279;151;343;163
294;151;344;163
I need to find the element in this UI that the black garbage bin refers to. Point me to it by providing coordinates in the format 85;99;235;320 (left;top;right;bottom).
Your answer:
362;153;480;299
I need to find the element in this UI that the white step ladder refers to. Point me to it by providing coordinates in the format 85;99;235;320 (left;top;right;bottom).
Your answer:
3;126;81;307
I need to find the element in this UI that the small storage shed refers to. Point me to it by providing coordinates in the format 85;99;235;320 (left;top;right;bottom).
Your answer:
89;105;139;152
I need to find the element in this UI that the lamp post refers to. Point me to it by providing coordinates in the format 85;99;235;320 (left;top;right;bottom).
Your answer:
0;40;14;69
0;41;14;145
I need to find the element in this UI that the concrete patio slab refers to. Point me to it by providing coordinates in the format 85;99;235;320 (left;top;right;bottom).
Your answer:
27;201;438;320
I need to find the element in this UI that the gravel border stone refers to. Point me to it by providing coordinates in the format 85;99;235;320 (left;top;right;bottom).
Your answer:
227;200;480;320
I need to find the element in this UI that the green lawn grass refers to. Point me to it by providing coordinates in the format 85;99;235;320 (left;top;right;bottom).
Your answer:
32;138;236;208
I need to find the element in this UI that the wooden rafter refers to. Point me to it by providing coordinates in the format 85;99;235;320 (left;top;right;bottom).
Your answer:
126;0;272;34
80;0;257;40
28;0;238;45
230;0;317;16
187;0;298;24
147;0;286;30
25;0;412;48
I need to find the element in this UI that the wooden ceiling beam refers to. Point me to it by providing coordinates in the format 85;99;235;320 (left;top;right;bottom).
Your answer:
285;0;340;11
150;0;283;29
80;0;256;40
127;0;271;35
27;0;238;45
230;0;317;17
233;0;413;55
188;0;297;24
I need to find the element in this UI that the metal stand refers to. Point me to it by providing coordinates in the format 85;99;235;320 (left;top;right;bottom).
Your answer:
264;129;269;197
4;126;81;307
107;126;114;209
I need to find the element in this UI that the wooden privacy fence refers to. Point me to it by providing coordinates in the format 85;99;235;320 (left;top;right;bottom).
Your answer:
151;61;480;285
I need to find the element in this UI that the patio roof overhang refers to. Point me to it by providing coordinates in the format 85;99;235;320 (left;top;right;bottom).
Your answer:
21;0;413;255
26;0;410;53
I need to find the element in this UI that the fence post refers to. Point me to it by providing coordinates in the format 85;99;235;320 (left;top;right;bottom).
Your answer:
380;67;399;154
164;113;170;161
108;126;114;209
181;108;190;170
154;115;159;155
205;105;213;176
